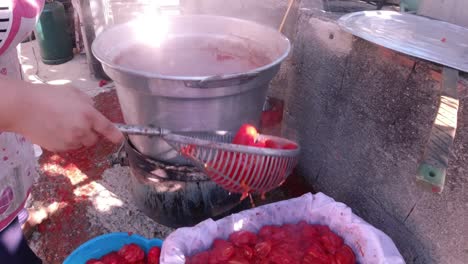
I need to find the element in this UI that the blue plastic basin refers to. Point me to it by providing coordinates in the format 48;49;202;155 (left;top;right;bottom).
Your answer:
63;232;163;264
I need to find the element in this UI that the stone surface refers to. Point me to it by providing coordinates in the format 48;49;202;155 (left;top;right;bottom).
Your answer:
86;166;174;239
19;40;109;96
279;6;468;264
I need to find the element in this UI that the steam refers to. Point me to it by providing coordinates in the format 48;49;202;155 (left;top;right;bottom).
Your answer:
131;16;172;48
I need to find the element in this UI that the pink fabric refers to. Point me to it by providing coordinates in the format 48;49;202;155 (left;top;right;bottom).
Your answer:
0;190;30;230
0;187;14;215
0;0;44;231
0;0;43;55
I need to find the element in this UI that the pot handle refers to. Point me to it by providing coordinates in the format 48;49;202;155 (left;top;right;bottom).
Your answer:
184;71;260;89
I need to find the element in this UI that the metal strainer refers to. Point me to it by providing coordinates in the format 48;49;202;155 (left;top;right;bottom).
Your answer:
116;124;300;194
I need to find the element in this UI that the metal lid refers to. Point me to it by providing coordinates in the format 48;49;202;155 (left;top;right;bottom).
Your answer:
338;10;468;72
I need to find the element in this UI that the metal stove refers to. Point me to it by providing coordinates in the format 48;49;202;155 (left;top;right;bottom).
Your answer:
110;139;250;228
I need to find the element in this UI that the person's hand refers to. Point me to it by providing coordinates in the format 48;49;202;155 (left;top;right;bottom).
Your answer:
13;83;123;152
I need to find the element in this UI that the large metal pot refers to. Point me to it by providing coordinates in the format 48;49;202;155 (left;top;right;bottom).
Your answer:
92;15;290;164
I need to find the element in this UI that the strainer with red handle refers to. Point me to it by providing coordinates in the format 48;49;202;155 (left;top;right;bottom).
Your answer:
116;123;300;194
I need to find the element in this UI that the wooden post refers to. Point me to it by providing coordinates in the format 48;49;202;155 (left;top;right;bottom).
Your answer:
415;0;466;193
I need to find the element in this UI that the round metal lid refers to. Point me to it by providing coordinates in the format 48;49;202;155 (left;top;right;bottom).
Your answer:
338;10;468;72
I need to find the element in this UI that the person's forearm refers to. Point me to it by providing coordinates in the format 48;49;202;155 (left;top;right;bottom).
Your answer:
0;78;29;132
0;79;122;150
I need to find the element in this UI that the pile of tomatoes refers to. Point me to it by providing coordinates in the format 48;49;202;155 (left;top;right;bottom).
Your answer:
232;124;297;150
86;244;161;264
229;124;298;194
186;221;356;264
180;124;299;196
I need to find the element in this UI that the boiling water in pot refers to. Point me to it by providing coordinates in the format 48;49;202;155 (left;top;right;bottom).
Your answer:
113;35;272;77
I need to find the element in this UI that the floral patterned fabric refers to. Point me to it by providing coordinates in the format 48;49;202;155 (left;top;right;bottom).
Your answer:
0;0;44;231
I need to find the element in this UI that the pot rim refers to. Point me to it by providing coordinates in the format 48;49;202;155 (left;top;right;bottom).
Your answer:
91;14;291;82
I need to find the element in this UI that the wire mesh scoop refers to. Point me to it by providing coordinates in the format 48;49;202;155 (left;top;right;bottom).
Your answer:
116;123;300;194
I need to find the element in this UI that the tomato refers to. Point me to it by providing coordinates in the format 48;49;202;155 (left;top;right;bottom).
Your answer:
282;143;298;150
264;139;280;149
209;124;287;193
306;243;331;263
282;223;298;234
147;246;161;264
258;226;275;239
207;152;255;194
297;220;309;228
86;260;104;264
98;79;108;87
212;239;235;261
254;241;272;258
85;243;162;264
252;257;272;264
233;124;258;146
269;251;295;264
187;251;211;264
229;231;257;246
226;250;252;264
253;139;267;148
186;223;356;264
227;256;250;264
180;144;197;157
238;245;254;260
274;242;300;256
213;239;231;249
335;245;356;264
117;243;145;263
235;155;256;181
101;252;126;264
208;252;220;264
302;224;320;239
320;232;344;254
315;225;331;235
270;227;287;242
302;254;331;264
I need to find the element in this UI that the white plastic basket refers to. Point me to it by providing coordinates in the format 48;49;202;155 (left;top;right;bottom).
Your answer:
160;192;405;264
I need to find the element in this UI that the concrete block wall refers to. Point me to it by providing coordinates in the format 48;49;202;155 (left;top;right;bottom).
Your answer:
281;6;468;264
